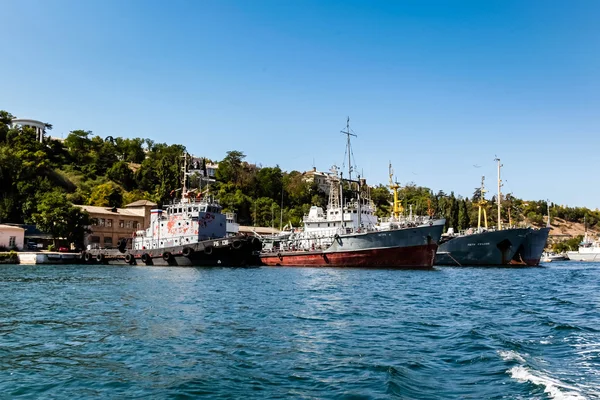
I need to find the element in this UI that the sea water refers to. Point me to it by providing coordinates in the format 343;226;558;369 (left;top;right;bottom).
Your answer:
1;262;599;399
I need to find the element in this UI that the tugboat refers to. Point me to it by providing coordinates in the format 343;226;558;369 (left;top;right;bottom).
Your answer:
259;121;445;268
82;154;262;266
435;159;529;266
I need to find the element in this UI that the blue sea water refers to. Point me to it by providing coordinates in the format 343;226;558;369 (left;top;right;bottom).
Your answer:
1;262;599;399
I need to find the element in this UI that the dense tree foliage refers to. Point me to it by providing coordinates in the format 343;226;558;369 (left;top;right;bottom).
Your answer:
552;235;584;253
31;190;94;248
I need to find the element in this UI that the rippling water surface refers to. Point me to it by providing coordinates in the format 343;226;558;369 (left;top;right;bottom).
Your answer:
1;262;600;399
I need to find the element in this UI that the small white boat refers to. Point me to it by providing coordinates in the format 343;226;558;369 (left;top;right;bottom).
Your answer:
541;252;568;262
566;232;600;262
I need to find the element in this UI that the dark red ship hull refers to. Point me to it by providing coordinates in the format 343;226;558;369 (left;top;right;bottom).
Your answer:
260;243;438;268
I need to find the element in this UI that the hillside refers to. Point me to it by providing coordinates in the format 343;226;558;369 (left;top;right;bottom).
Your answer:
2;108;600;250
546;217;598;238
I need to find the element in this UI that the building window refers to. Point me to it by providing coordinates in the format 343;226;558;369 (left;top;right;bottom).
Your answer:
136;222;141;229
99;218;105;227
119;220;124;228
126;220;132;229
107;219;113;227
104;237;113;246
9;236;16;247
91;236;100;243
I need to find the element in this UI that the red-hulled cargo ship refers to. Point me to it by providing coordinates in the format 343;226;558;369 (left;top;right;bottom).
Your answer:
260;222;444;268
260;159;445;268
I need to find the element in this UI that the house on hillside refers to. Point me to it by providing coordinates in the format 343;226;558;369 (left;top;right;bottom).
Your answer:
302;167;332;194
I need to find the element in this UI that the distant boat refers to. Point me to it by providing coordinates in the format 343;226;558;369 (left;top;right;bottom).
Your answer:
566;215;600;262
566;233;600;262
540;252;568;263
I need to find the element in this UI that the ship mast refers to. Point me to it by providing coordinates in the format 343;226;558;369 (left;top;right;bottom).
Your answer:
181;152;189;202
328;165;342;210
341;117;356;181
477;176;488;231
495;157;503;230
389;162;403;219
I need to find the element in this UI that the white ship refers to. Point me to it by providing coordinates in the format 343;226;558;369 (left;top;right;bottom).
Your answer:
567;232;600;262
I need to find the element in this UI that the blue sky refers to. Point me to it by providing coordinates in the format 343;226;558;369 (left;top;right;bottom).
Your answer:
2;0;599;208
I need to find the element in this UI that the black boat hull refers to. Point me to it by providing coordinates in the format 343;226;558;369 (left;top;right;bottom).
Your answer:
511;227;551;266
81;235;262;267
435;228;529;266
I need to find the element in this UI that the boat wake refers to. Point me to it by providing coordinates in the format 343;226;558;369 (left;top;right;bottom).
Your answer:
499;351;587;400
509;366;586;400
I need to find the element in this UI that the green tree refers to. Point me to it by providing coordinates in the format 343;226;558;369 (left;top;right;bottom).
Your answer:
552;235;583;253
370;184;392;219
218;187;252;225
107;161;135;190
64;130;94;167
283;171;311;207
255;166;283;200
115;137;146;163
458;199;470;230
89;182;124;207
0;110;14;143
31;190;93;248
216;150;245;185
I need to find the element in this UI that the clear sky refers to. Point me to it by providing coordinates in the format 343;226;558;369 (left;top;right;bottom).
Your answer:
2;0;599;208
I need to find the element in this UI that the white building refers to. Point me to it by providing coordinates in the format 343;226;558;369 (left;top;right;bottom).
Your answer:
302;167;332;194
10;118;47;142
190;157;219;178
0;225;25;250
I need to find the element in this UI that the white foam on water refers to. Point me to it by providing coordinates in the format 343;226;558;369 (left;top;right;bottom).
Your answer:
509;366;587;400
499;350;526;363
